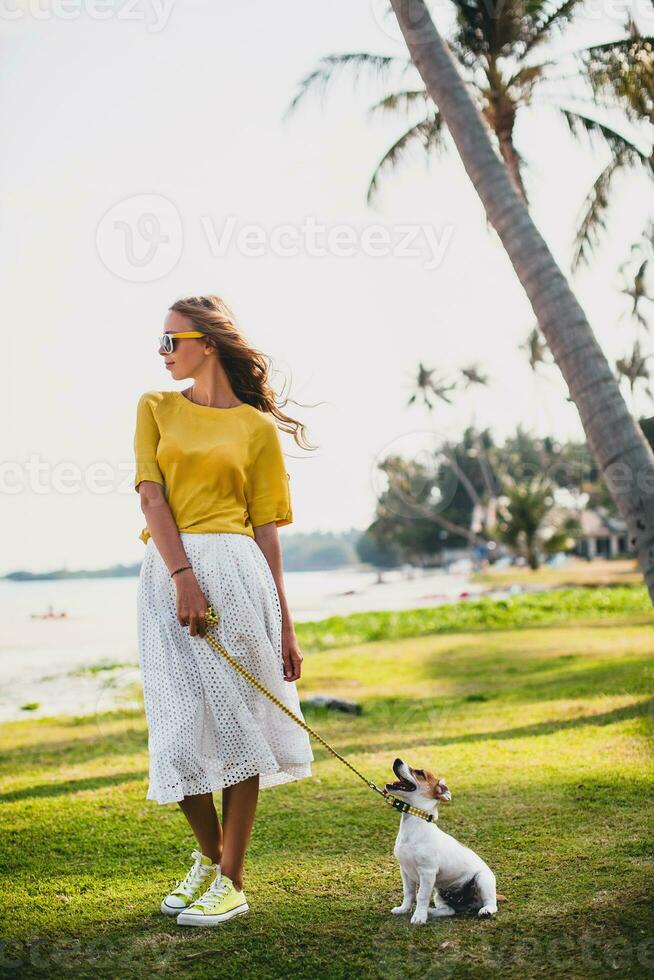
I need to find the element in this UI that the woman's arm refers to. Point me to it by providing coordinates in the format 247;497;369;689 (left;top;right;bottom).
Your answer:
137;480;209;637
253;522;303;682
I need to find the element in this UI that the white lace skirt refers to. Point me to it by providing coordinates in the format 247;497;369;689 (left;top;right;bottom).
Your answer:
136;532;314;805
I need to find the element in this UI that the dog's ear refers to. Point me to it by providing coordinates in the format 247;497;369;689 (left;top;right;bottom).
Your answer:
433;778;451;803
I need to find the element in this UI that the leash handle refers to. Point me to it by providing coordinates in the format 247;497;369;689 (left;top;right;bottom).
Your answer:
203;605;435;824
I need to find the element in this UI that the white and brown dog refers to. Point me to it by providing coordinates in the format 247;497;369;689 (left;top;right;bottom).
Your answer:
386;757;498;924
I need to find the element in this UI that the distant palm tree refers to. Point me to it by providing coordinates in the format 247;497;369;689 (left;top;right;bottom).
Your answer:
492;473;572;569
621;261;652;331
407;361;458;408
521;326;553;373
616;340;654;408
619;225;654;332
520;323;577;410
408;360;499;533
614;225;654;417
286;3;653;268
407;359;489;409
459;364;489;389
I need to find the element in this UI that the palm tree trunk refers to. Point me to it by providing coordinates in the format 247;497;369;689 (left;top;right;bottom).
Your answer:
497;131;527;203
389;0;654;601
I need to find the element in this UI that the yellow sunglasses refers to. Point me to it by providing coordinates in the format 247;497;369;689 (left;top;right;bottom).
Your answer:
158;331;205;354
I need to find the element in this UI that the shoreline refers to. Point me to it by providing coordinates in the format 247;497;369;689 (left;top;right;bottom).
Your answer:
1;574;649;724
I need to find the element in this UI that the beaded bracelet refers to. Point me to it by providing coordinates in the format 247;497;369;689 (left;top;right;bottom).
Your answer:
170;564;192;579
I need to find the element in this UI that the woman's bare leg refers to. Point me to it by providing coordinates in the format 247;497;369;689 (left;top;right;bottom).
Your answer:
220;774;260;890
177;792;223;864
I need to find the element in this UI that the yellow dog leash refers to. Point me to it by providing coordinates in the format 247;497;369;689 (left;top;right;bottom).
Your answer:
204;605;435;823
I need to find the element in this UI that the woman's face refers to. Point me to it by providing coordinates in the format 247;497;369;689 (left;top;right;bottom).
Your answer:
160;310;208;380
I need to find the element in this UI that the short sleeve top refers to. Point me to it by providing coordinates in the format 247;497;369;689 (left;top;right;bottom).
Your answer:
133;390;293;545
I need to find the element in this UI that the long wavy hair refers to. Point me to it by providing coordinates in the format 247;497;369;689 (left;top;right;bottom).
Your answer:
169;294;318;451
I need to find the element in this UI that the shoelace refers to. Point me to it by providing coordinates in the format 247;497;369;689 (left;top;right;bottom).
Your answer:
191;876;234;909
172;849;216;899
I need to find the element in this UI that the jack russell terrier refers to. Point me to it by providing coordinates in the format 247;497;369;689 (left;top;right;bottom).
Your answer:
386;757;498;924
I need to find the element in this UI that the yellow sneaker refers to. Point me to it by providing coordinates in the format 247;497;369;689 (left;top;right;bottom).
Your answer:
161;850;219;916
176;872;249;926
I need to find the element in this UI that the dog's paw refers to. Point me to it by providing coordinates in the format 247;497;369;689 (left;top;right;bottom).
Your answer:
391;904;412;915
478;905;497;917
430;905;455;917
410;909;429;925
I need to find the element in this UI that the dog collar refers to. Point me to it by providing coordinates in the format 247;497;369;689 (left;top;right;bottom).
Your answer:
381;789;436;822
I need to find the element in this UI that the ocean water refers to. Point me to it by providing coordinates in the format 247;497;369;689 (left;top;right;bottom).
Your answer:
0;563;477;723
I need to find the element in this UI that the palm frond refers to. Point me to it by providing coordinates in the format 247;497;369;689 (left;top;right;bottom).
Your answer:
571;155;623;271
368;89;430;116
366;115;446;206
577;25;654;124
284;52;411;120
505;61;550;98
562;107;653;269
519;0;585;58
560;106;652;164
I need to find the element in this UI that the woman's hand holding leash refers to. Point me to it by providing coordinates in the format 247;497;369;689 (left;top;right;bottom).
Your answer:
173;568;209;638
169;554;302;672
282;625;303;682
171;568;301;668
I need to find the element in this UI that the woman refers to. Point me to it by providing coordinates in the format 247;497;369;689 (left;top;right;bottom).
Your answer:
134;294;316;927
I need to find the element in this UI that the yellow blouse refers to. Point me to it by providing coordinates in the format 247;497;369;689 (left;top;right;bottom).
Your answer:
133;390;293;545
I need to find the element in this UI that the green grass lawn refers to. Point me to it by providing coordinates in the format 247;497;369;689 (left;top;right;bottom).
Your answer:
471;556;642;590
1;588;653;978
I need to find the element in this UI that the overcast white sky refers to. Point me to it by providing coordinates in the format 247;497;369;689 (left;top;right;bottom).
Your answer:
1;0;652;574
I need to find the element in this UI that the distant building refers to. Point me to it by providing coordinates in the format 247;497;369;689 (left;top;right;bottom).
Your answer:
573;507;632;559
